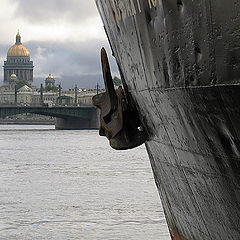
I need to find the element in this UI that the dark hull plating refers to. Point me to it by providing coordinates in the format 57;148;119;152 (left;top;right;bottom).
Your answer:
95;0;240;239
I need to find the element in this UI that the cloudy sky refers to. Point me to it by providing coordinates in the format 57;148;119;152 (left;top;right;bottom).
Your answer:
0;0;118;89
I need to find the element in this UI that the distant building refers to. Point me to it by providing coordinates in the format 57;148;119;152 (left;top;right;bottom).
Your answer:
62;88;102;106
3;32;34;86
77;91;96;105
0;32;97;107
0;84;58;105
57;95;73;106
9;72;18;88
45;74;55;87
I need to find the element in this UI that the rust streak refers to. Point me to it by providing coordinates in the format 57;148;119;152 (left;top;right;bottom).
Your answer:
170;229;188;240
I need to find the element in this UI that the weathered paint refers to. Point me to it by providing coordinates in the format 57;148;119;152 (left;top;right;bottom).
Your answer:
95;0;240;239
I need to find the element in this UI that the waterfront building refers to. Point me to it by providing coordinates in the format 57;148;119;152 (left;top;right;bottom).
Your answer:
0;84;58;105
3;32;34;85
77;91;96;105
61;89;100;106
45;74;55;87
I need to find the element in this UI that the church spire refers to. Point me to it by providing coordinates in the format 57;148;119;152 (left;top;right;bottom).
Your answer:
16;30;21;44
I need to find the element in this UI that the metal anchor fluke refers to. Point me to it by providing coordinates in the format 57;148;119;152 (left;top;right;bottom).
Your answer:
92;48;146;150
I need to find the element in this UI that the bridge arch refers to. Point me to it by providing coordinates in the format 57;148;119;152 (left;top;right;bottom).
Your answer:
0;106;99;130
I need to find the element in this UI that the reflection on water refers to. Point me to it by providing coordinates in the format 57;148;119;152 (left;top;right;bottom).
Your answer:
0;125;170;240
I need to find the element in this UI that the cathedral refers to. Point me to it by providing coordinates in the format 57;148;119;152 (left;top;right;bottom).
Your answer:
0;32;94;106
3;32;34;86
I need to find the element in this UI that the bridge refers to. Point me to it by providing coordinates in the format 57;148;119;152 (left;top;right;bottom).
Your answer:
0;106;99;130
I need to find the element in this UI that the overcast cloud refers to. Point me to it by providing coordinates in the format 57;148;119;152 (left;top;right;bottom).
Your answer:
12;0;97;23
0;0;118;89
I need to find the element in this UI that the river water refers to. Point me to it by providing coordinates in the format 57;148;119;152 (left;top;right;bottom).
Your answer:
0;125;170;240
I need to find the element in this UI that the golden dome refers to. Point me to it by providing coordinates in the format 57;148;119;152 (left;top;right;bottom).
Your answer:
7;32;30;57
48;74;54;79
7;44;30;57
10;72;17;78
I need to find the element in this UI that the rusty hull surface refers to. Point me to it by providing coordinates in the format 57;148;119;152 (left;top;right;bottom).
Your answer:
95;0;240;239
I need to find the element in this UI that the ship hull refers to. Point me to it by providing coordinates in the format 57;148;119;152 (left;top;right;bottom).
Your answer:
145;85;240;239
95;0;240;239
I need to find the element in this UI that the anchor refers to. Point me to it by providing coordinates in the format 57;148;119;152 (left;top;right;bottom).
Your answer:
92;48;146;150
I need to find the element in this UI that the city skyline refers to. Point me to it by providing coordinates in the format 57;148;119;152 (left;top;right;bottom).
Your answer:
0;0;118;89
